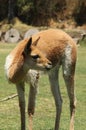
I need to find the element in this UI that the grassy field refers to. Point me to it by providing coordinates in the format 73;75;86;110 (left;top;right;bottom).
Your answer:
0;42;86;130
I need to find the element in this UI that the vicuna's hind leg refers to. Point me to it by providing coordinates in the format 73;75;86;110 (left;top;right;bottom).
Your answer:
49;66;62;130
62;63;76;130
16;82;25;130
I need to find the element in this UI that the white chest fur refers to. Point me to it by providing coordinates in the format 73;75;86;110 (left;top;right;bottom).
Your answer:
5;54;13;80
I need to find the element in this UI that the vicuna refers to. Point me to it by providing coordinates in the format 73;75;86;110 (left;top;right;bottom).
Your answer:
5;29;77;130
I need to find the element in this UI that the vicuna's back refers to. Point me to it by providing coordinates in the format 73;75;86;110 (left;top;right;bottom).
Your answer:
32;29;77;65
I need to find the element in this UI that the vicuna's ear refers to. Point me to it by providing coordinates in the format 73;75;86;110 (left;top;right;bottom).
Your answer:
33;36;40;46
23;37;32;56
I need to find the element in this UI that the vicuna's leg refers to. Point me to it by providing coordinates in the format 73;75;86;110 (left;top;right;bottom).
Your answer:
62;63;76;130
16;82;25;130
28;83;38;130
48;66;62;130
26;70;39;130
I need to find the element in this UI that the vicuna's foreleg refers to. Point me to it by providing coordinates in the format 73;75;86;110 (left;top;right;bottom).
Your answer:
27;70;39;130
62;63;76;130
28;83;38;130
49;66;62;130
16;82;25;130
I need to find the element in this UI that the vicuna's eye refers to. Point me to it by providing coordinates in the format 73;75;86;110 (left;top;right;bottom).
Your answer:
31;55;40;59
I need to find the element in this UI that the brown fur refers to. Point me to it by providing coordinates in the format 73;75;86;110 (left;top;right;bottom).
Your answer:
5;29;77;130
32;29;77;65
7;39;30;83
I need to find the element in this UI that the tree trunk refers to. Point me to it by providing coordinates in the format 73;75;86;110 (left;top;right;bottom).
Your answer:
8;0;14;23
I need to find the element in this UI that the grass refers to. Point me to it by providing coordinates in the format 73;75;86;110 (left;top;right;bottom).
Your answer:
0;42;86;130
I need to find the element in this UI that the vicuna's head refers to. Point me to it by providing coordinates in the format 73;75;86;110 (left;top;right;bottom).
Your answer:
23;37;52;71
5;37;52;83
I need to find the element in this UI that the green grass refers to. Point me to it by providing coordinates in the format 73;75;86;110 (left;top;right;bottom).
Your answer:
0;42;86;130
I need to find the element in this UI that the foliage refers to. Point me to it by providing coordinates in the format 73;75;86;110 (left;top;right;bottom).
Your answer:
73;0;86;25
0;0;86;25
0;0;8;21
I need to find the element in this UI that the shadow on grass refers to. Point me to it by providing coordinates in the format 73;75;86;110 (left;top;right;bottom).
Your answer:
40;128;66;130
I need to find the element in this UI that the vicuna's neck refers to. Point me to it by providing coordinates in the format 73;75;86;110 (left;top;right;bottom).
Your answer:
6;39;29;83
7;55;26;83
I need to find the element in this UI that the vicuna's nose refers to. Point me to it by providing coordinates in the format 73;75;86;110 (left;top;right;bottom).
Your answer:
45;62;52;70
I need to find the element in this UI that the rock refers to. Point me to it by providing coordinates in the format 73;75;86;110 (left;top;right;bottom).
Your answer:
24;28;39;39
5;28;20;43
